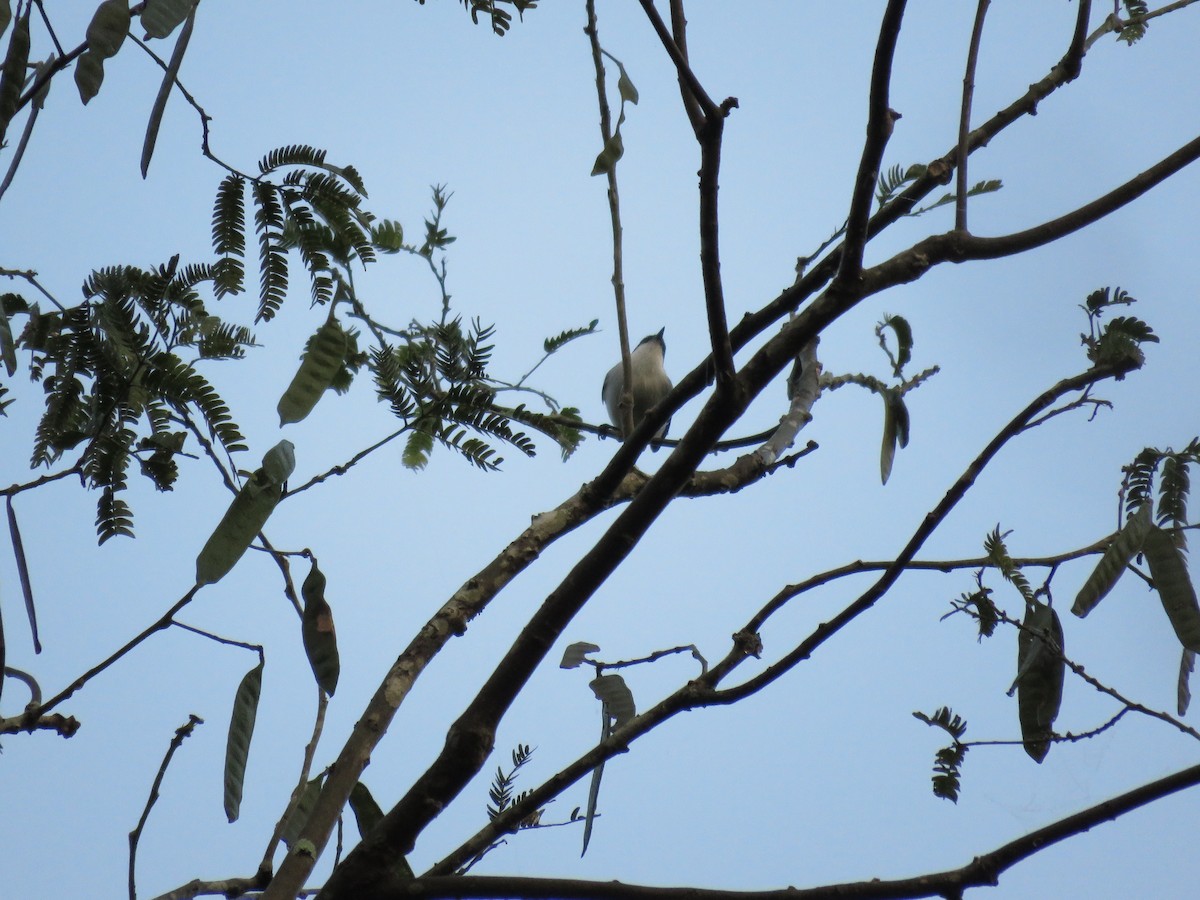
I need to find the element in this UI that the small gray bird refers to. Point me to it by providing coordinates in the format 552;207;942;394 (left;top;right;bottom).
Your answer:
602;327;673;446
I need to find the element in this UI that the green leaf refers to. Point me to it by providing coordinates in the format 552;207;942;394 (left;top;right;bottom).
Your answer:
301;560;340;696
349;781;383;840
85;0;131;58
281;775;324;847
402;430;434;471
1012;601;1064;763
74;50;106;105
139;0;195;39
370;219;405;253
560;641;600;669
194;476;281;585
0;9;30;144
6;496;40;653
1072;503;1152;618
0;1;11;41
140;9;194;178
616;64;638;105
223;658;263;823
590;131;624;176
1143;525;1200;652
278;317;348;425
590;673;636;728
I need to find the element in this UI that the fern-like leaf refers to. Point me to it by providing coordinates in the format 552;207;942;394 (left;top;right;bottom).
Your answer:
259;144;327;175
253;182;289;322
984;526;1035;603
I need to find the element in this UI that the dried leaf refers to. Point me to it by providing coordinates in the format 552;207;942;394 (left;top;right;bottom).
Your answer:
560;641;600;669
301;560;339;696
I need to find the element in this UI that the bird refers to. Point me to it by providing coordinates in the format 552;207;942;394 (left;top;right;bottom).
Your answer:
602;327;673;448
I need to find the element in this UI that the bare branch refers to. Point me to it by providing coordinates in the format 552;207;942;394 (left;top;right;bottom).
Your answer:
711;363;1135;701
129;715;204;900
584;0;634;439
955;1;990;232
636;0;718;123
837;0;908;285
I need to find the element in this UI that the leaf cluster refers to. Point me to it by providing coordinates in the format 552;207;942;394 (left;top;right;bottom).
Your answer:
486;744;538;826
10;262;252;541
1080;287;1158;375
913;707;968;802
372;319;539;471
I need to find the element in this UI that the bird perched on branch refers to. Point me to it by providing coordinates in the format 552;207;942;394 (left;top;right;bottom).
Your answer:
602;327;673;448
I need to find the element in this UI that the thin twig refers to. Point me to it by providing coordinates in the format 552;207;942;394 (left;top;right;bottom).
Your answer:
33;586;201;716
260;685;329;876
0;268;68;311
128;715;203;900
584;0;634;439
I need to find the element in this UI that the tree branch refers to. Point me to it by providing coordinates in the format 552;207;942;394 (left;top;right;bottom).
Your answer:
342;754;1200;900
636;0;717;123
955;0;990;232
711;363;1136;702
129;715;204;900
836;0;907;286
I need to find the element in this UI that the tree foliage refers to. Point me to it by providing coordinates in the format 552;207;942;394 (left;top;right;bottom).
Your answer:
3;3;1200;900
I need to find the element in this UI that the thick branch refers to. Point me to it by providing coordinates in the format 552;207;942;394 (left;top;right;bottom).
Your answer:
837;0;907;285
955;0;990;232
636;0;718;122
337;756;1200;899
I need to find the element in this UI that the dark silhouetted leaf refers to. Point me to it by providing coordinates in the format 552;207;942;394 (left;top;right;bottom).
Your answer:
223;658;263;822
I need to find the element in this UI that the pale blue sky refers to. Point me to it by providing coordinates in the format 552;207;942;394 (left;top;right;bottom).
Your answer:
3;3;1200;898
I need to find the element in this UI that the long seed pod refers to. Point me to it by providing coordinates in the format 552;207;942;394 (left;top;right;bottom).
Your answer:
195;477;281;585
1072;503;1152;618
1014;601;1064;763
277;317;348;425
223;658;264;823
1143;525;1200;652
301;559;339;696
